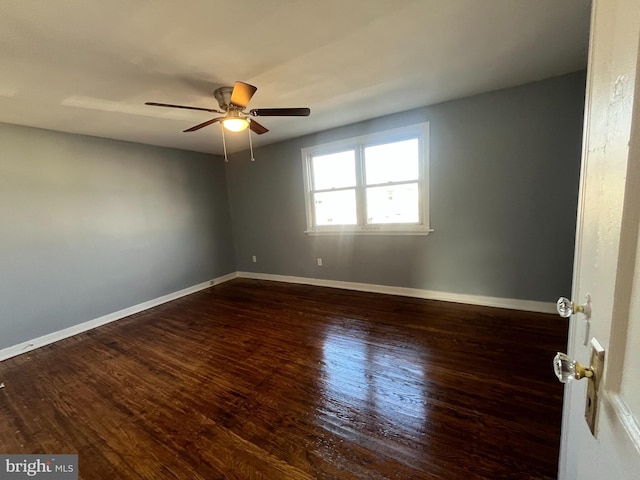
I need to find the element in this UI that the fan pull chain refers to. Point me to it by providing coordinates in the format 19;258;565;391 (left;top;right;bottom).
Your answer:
220;123;228;162
248;123;255;161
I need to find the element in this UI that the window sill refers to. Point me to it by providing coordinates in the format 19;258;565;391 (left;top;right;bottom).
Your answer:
304;228;434;236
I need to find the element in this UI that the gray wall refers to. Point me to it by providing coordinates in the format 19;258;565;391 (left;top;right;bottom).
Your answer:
0;124;236;350
226;72;586;302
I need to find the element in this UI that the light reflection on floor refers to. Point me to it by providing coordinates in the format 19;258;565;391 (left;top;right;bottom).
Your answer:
316;323;429;442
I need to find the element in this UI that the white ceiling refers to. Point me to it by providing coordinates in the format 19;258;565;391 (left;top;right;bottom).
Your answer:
0;0;591;155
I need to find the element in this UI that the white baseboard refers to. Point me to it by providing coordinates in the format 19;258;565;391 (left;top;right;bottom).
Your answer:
1;270;555;363
0;272;238;362
237;271;557;314
211;272;239;285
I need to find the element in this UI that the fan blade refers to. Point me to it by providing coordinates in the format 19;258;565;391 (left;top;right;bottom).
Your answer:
249;108;310;117
230;81;257;108
249;119;269;135
145;102;221;113
183;117;222;132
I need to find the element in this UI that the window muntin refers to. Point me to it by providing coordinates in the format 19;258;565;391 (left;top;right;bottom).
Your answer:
302;123;430;235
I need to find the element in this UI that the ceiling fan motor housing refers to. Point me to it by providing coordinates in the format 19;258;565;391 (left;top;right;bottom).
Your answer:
213;86;234;111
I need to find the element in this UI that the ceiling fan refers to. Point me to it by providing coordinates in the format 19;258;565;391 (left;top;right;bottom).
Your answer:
145;81;310;136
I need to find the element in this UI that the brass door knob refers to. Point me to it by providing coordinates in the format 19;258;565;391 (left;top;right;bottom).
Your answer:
556;296;591;318
552;339;605;437
553;352;593;383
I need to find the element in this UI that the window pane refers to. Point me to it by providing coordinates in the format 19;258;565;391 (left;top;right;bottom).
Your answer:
364;139;419;185
366;183;419;224
311;150;356;190
314;190;357;226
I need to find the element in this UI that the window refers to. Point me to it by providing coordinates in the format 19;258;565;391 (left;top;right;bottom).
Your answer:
302;123;431;235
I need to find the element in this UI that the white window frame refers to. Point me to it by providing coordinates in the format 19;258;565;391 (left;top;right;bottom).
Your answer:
301;122;432;236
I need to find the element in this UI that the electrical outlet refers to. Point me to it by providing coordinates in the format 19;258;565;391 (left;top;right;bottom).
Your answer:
252;255;257;263
317;258;323;266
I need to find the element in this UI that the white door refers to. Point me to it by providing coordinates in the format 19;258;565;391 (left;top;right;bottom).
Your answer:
558;0;640;479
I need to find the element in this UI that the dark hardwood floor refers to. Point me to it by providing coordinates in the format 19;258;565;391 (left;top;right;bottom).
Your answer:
0;279;568;479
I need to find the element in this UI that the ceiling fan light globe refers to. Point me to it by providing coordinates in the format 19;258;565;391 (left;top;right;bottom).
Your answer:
222;117;250;132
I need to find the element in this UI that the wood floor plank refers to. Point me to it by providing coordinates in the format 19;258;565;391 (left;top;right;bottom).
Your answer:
0;279;568;479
